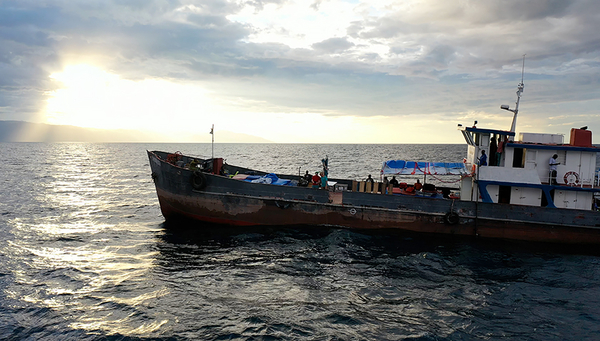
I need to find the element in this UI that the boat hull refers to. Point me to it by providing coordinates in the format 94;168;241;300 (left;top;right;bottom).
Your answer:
148;151;600;245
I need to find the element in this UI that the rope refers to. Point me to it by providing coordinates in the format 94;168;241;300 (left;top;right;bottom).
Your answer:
426;172;466;184
413;164;471;184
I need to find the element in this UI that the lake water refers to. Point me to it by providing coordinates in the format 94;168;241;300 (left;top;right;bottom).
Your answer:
1;142;600;340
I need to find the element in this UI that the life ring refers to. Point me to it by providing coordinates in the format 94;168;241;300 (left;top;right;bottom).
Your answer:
563;171;580;185
191;171;207;190
444;212;459;225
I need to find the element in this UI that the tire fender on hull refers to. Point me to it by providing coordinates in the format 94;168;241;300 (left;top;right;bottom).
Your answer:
191;171;207;190
444;211;460;225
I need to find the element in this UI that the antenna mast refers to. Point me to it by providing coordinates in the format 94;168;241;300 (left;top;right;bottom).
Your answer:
509;55;526;134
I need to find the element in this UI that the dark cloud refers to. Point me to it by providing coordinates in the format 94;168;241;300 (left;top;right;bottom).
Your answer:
347;0;600;83
468;0;572;22
0;0;253;120
311;37;354;53
424;45;456;65
0;4;64;119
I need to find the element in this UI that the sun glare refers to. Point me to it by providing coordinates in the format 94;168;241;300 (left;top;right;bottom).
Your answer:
46;65;217;134
44;64;464;143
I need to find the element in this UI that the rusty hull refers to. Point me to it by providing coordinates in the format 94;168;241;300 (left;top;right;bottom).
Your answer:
148;150;600;245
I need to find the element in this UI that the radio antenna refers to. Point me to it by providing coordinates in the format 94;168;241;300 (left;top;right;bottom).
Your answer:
500;54;526;138
521;54;525;84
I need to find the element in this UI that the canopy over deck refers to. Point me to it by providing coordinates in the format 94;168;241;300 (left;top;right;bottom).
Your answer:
382;160;468;176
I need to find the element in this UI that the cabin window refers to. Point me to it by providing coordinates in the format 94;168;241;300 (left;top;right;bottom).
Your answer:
461;131;475;146
479;134;490;147
498;186;511;204
512;148;525;168
558;151;567;165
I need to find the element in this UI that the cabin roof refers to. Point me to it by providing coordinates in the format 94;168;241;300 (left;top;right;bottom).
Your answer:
462;127;515;136
506;142;599;152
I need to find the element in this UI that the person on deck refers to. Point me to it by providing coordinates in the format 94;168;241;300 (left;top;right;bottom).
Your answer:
414;179;423;190
490;136;497;166
298;170;311;186
549;154;560;185
175;155;184;168
479;150;487;166
366;174;374;183
303;170;312;182
382;177;390;194
389;176;399;187
496;136;506;166
312;172;321;188
320;171;328;189
189;159;200;170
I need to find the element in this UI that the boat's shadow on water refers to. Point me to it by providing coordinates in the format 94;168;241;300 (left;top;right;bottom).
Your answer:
158;217;600;257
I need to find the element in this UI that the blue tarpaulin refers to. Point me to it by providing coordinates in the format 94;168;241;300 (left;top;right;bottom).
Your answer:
245;173;294;186
382;160;468;175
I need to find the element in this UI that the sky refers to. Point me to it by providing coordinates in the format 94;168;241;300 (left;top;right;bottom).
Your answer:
1;0;600;143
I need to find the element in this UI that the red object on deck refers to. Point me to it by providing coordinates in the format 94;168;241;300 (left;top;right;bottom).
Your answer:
569;128;592;147
212;158;224;175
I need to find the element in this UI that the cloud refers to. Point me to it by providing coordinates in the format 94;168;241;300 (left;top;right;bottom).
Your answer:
312;37;354;53
1;0;600;142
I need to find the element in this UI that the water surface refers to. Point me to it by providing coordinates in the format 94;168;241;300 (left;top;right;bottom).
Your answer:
1;142;599;340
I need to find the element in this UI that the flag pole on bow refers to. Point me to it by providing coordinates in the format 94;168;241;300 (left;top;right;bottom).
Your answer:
210;124;214;160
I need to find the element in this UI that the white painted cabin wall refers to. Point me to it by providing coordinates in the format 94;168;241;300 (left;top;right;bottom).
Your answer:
504;148;514;168
460;177;473;201
460;178;486;202
510;187;542;206
466;133;491;167
577;152;596;186
505;146;596;187
532;150;562;184
487;185;499;203
579;192;594;210
525;149;537;170
467;145;476;167
557;151;596;186
564;152;582;180
554;190;593;210
478;165;541;184
581;152;597;185
459;130;597;210
479;134;490;149
519;132;564;144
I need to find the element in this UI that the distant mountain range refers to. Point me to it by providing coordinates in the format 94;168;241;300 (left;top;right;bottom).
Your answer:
0;121;272;143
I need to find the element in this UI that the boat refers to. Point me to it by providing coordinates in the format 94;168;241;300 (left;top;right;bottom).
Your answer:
148;76;600;245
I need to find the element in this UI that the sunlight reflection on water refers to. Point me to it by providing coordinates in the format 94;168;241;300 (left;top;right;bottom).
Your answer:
2;143;167;337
